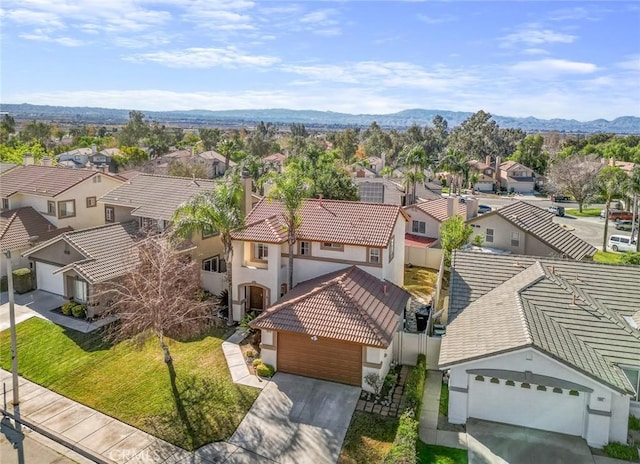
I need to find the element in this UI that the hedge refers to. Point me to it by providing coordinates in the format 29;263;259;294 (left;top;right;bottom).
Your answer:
12;268;34;294
384;354;427;463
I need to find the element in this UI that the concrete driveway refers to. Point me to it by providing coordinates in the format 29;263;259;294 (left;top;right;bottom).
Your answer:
228;373;360;464
467;418;595;464
0;290;67;331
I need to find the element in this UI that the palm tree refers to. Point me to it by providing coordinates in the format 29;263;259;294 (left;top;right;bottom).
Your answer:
597;165;629;252
401;145;431;204
266;164;311;292
172;175;245;322
628;165;640;251
216;138;239;172
439;149;470;195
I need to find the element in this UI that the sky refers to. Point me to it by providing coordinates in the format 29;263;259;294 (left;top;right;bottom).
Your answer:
1;1;639;121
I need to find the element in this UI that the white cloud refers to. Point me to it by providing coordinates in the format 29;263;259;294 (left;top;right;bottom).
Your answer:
3;8;63;27
417;14;457;25
522;48;550;56
19;31;84;46
617;55;640;72
299;8;342;36
509;59;598;76
548;6;607;22
501;25;577;47
126;47;280;68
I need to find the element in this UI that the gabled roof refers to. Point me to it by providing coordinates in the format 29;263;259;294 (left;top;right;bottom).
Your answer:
0;207;71;251
470;201;596;260
23;222;139;284
250;266;411;347
99;173;217;221
198;150;236;165
405;197;468;223
0;165;120;198
0;163;17;174
442;251;640;394
231;198;407;247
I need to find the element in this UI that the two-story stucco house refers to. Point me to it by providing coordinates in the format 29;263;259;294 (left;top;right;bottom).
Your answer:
497;159;536;193
468;157;496;193
0;164;124;230
98;173;231;294
231;198;412;390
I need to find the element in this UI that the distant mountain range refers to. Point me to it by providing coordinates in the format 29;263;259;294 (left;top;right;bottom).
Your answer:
2;103;639;134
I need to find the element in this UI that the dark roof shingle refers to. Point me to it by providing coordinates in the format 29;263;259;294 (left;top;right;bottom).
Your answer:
0;207;71;251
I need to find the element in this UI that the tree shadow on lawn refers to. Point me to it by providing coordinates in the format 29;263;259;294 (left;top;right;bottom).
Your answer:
60;325;114;353
144;362;256;450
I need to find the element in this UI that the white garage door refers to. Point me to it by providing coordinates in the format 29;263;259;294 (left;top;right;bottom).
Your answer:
468;375;586;436
36;262;65;296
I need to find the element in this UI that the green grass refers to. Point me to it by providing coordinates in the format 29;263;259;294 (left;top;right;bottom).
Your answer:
565;207;602;217
603;442;639;461
593;251;624;264
630;415;640;431
339;412;399;464
0;318;260;450
417;442;468;464
439;383;449;417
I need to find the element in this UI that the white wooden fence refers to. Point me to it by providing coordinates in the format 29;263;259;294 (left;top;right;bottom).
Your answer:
404;244;443;270
393;331;442;369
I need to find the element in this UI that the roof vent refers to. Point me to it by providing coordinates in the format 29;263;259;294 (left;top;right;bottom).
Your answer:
571;293;577;306
550;265;555;275
575;273;581;283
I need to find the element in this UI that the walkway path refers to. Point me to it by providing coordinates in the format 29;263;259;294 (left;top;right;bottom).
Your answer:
418;370;467;450
221;329;269;390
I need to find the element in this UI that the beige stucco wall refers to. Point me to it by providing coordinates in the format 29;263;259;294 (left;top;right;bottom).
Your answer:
469;214;555;256
27;240;84;266
404;206;444;239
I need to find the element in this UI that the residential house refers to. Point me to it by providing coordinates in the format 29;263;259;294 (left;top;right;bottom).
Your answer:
467;201;597;260
496;159;536;193
403;196;477;269
468;157;496;192
250;265;410;390
263;153;287;172
56;147;94;168
440;251;640;447
22;222;139;318
153;149;236;178
355;177;440;206
0;207;71;277
229;198;408;323
98;173;229;294
88;148;119;172
0;164;124;230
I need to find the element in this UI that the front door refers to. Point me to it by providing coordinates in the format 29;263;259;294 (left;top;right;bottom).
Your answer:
249;286;264;311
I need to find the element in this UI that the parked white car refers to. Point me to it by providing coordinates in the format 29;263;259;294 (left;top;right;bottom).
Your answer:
608;234;637;252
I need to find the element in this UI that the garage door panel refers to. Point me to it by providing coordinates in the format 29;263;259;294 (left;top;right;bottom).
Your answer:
468;376;585;436
278;332;362;386
36;262;65;296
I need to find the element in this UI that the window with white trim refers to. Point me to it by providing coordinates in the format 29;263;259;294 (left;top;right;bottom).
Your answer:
202;255;226;273
253;243;269;261
368;248;380;264
624;369;640;401
1;198;8;210
47;201;56;215
299;241;310;256
412;220;426;235
485;228;494;243
86;196;97;208
74;279;88;303
105;206;115;222
511;231;520;247
321;242;343;251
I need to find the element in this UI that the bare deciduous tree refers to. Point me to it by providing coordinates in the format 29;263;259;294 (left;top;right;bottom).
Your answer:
104;234;217;363
548;155;603;213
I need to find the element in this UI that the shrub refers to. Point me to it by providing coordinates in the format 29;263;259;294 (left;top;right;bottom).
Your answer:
12;268;34;294
61;301;77;316
404;354;426;413
364;372;384;394
241;311;258;333
629;415;640;431
380;372;397;398
255;363;275;378
71;304;86;319
1;276;7;292
252;358;263;368
603;442;638;461
245;349;256;358
383;409;418;464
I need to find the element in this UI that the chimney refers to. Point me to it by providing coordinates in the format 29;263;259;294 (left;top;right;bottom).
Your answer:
494;156;501;181
41;157;53;167
100;165;109;174
466;197;479;220
609;157;615;167
23;153;34;166
241;170;253;218
91;144;97;154
383;284;388;296
381;151;386;170
447;196;458;218
485;155;491;166
318;194;323;207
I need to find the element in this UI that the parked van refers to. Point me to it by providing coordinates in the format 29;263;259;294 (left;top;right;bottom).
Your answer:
608;235;637;252
608;210;633;222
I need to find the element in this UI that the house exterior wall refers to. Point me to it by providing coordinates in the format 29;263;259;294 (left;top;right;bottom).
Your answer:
404;207;443;239
362;343;394;393
473;181;494;192
27;240;85;266
382;217;405;287
445;347;627;447
1;248;32;277
101;204;136;224
468;214;555;256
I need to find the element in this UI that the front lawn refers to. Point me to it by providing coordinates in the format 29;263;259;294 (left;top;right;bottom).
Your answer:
0;318;259;450
416;442;468;464
339;411;399;464
565;207;602;217
593;251;624;264
405;266;438;302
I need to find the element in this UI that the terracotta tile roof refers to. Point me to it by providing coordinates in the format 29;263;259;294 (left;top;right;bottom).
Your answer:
232;198;406;247
0;207;71;251
473;201;596;260
404;234;437;248
250;266;411;347
407;198;468;223
442;251;640;394
99;173;217;221
0;165;117;198
24;222;139;284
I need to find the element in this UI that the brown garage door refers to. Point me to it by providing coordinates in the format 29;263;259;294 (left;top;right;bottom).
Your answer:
277;332;362;386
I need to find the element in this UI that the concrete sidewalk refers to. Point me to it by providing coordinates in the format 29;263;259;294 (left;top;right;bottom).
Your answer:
418;370;467;450
0;290;115;333
0;369;261;463
221;329;269;390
